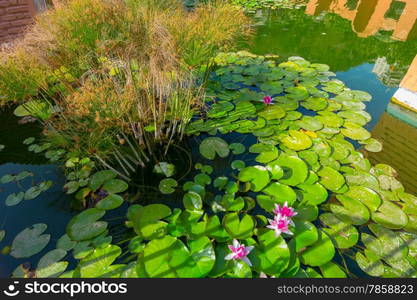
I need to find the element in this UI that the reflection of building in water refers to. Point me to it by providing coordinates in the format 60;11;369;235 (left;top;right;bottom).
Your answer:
306;0;417;41
372;57;408;87
368;104;417;195
393;55;417;111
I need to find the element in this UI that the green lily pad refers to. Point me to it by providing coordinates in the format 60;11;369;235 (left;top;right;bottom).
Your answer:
222;213;254;239
11;223;50;258
320;213;359;249
299;230;335;267
317;166;345;192
36;249;68;278
231;160;245;170
129;204;171;240
371;200;408;230
316;111;344;128
319;262;347;278
281;130;312;151
56;234;76;251
258;105;286;120
199;137;230;160
24;186;41;200
274;154;308;186
262;182;297;205
238;166;270;192
183;191;203;211
96;194;124;210
66;208;107;241
159;178;178;194
330;195;370;225
153;162;175;177
255;146;279;163
297;183;328;205
89;170;117;191
292;220;318;252
356;250;384;277
249;228;290;275
229;143;245;155
102;179;128;194
5;192;25;206
344;186;381;212
79;244;122;277
341;121;371;141
301;97;327;111
295;116;323;131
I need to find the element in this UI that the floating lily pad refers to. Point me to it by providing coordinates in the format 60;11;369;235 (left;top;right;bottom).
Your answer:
330;195;370;225
153;162;175;177
249;228;290;275
89;170;117;191
229;143;245;155
344;186;381;212
6;192;25;206
36;249;68;278
159;178;178;194
281;130;312;151
292;220;318;252
299;230;335;267
183;191;203;211
295;116;323;131
320;213;359;249
222;213;254;239
129;204;171;240
356;250;384;277
102;179;128;194
297;183;328;205
258;105;286;120
371;200;408;230
262;182;297;205
199;137;230;160
317;166;345;192
238;166;270;192
96;194;124;210
79;244;122;277
319;262;347;278
341;121;371;141
11;223;50;258
66;208;107;241
274;154;308;186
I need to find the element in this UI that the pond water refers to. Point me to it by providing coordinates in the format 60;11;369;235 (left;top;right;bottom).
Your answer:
1;0;417;277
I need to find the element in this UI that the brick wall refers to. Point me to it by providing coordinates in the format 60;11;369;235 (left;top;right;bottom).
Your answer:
0;0;37;44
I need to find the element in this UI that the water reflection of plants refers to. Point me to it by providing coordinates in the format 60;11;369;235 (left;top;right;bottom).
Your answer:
4;51;417;278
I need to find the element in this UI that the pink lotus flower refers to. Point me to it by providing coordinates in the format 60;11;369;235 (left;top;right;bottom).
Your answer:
273;202;297;219
263;96;273;105
267;215;293;237
225;239;254;266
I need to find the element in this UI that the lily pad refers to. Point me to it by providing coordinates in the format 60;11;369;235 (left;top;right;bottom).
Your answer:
341;122;371;141
249;229;290;275
371;200;408;230
258;105;286;120
238;166;270;192
11;223;50;258
159;178;178;194
153;162;175;177
320;213;359;249
262;182;297;205
102;179;128;194
297;183;328;205
344;186;381;212
281;130;312;151
96;194;124;210
222;213;254;239
299;230;335;267
229;143;245;155
317;166;345;192
79;244;122;277
36;249;68;278
330;195;370;225
199;137;230;160
66;208;107;241
5;192;25;206
89;170;117;191
274;154;308;186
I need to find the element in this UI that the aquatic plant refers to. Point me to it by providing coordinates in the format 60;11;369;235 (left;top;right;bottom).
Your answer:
0;0;250;172
3;52;416;278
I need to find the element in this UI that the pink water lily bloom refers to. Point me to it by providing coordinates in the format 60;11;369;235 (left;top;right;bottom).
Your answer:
263;95;273;105
225;239;254;266
267;215;293;237
273;202;297;219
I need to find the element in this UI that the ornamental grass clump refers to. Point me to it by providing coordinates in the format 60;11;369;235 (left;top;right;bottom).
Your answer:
0;0;251;172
